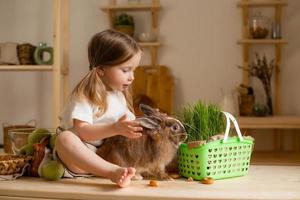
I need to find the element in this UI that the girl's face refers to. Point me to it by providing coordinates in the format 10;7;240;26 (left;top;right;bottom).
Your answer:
101;51;142;91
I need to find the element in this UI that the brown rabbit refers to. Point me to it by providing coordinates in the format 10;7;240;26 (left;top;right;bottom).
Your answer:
96;104;187;180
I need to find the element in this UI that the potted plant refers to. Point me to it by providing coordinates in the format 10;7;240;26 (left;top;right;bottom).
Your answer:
238;53;275;115
114;13;135;37
177;101;254;181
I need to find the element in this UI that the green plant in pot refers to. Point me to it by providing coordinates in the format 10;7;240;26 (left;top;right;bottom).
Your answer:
114;13;135;37
177;101;254;181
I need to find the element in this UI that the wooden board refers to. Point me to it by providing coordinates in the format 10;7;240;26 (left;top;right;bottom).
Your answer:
132;66;174;114
0;165;299;200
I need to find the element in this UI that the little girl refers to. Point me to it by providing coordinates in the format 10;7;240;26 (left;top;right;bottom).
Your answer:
55;29;143;187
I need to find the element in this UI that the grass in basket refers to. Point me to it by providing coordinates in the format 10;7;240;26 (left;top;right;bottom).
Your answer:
178;101;226;142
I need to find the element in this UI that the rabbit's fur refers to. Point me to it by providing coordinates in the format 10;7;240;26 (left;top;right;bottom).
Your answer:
96;104;187;180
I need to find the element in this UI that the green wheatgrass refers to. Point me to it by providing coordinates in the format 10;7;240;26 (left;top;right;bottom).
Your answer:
178;101;226;142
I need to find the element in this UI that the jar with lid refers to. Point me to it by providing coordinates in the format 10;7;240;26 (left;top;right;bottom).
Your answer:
249;12;270;39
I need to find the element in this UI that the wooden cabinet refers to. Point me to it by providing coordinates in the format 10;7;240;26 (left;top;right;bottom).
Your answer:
0;0;69;127
237;0;300;155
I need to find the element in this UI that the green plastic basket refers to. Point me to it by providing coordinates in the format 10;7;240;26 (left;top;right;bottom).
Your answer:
178;112;254;180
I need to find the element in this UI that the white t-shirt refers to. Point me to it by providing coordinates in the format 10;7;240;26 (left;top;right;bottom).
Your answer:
59;90;135;146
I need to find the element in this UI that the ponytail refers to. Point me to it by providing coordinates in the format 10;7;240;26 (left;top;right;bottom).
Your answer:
72;67;107;117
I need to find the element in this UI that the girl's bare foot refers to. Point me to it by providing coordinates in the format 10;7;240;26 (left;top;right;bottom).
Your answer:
110;167;136;187
117;167;136;187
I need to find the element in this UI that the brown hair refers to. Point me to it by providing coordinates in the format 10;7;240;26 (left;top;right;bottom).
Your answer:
72;29;142;117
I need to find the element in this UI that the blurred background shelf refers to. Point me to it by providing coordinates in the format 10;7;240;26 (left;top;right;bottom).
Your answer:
0;0;69;127
139;42;161;47
236;0;300;157
237;115;300;129
237;0;288;7
0;65;54;71
237;39;288;44
101;4;161;11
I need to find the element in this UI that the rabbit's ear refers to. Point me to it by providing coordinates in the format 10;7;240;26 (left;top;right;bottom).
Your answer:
139;103;156;116
139;103;163;124
136;117;160;130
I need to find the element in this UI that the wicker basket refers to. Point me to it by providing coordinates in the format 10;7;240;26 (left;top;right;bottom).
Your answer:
2;121;36;154
0;155;32;175
17;43;36;65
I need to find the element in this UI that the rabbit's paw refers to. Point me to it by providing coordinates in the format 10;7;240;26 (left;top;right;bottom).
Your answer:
161;175;174;181
157;172;174;181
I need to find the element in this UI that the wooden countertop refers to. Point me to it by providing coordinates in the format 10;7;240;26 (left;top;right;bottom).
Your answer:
0;165;299;200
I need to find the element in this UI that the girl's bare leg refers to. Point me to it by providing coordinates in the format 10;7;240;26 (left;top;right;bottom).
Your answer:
55;131;135;187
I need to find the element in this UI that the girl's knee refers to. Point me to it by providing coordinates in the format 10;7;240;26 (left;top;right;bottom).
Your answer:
56;131;78;147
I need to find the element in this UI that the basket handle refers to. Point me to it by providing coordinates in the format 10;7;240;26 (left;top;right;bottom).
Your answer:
25;119;37;127
222;111;243;143
9;132;21;155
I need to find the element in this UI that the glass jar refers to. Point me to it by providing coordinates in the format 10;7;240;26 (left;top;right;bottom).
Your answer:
220;91;239;116
271;22;281;39
249;12;270;39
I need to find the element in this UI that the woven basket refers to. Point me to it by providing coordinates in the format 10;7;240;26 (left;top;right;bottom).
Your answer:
2;121;36;153
17;43;36;65
0;155;32;175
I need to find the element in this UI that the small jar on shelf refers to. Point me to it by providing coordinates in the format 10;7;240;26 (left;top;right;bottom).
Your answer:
271;22;281;39
249;12;270;39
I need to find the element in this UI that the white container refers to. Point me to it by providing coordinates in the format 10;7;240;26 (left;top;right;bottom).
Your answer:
137;32;157;42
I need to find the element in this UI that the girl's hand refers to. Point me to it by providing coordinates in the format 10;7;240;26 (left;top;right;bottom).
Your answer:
114;114;143;138
154;108;167;117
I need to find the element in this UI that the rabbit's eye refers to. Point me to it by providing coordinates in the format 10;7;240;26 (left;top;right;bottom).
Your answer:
171;124;179;132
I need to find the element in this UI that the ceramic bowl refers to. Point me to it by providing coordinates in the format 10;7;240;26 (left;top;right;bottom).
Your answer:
137;32;157;42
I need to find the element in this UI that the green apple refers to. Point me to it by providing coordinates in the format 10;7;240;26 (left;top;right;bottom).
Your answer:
41;160;64;181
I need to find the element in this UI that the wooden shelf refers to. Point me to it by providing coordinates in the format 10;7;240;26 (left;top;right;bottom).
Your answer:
237;1;295;152
101;4;161;11
139;42;161;47
237;0;287;7
0;0;68;127
237;39;288;45
237;115;300;129
0;65;54;71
